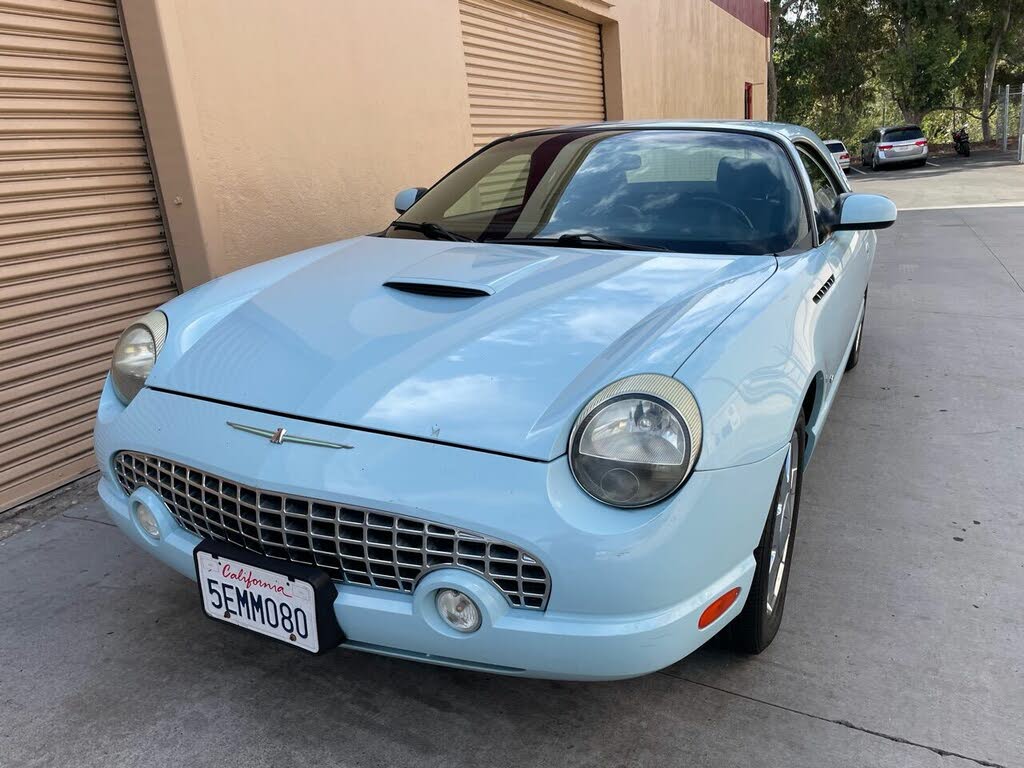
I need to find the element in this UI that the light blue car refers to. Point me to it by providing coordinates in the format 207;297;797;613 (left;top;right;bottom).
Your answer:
94;121;896;680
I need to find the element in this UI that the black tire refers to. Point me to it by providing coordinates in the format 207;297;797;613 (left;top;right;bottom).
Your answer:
727;412;805;654
871;153;880;172
914;158;928;168
846;296;866;372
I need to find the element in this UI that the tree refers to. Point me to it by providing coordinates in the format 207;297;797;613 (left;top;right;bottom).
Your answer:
773;0;877;139
772;0;1019;141
978;0;1021;140
876;1;969;125
768;0;803;120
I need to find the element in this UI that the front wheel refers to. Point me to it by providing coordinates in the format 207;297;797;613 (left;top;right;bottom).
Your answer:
727;413;805;654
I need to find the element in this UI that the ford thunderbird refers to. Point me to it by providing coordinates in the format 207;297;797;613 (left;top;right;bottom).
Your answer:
94;121;896;679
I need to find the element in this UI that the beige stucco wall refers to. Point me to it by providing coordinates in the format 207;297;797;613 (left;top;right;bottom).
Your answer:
123;0;768;288
612;0;768;120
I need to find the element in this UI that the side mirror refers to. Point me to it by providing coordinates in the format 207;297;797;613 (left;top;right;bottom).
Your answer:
830;192;897;232
394;187;427;214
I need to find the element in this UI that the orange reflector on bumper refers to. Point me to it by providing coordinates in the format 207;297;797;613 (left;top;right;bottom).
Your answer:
698;587;742;629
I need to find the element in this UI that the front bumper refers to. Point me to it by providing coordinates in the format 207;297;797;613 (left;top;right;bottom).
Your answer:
95;383;787;680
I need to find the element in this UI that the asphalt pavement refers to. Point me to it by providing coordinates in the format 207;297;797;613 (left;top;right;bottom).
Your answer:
849;148;1024;209
1;154;1022;768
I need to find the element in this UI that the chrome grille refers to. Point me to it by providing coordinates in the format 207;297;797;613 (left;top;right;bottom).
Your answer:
114;451;550;610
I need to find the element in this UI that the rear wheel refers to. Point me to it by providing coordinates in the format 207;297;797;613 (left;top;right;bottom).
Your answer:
727;413;805;654
871;153;880;171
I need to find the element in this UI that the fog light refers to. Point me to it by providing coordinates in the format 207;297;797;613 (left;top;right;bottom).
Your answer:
133;501;160;539
435;589;481;633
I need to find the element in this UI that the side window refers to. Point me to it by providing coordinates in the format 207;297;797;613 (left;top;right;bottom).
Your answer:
445;154;530;217
796;147;841;239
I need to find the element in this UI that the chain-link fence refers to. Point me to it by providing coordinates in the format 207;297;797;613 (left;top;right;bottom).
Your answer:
997;83;1024;163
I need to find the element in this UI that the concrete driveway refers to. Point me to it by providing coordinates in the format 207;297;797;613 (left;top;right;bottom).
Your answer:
848;149;1024;209
2;161;1023;768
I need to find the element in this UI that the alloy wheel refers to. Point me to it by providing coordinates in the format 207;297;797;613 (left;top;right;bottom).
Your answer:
766;431;799;615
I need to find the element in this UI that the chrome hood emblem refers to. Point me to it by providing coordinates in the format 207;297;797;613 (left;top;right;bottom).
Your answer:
227;422;352;449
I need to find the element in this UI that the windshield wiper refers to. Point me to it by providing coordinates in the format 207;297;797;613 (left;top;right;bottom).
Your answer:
389;220;473;242
556;233;669;251
484;233;668;252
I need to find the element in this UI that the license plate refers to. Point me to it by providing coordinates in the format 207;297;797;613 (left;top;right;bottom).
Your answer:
896;145;913;152
193;540;344;654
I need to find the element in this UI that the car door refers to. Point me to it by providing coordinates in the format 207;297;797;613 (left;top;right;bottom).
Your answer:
794;143;871;379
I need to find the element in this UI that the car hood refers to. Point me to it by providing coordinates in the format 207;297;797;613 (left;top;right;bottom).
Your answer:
152;236;775;460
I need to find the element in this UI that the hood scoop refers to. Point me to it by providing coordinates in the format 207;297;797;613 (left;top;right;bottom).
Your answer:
384;244;558;298
383;279;492;298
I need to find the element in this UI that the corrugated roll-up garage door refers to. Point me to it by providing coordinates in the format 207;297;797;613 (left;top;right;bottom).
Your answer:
459;0;605;148
0;0;177;512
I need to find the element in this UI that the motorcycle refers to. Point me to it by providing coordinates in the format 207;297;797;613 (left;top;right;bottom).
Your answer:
952;126;971;157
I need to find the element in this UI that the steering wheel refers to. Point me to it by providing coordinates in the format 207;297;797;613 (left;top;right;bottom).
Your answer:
688;197;756;232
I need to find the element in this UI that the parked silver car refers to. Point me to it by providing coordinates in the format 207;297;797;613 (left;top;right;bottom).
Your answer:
824;140;851;171
861;125;928;169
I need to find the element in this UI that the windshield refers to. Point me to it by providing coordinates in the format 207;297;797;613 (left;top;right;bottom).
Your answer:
825;141;846;153
882;127;924;143
385;129;810;255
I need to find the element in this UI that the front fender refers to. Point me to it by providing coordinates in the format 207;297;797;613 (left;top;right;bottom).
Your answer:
678;256;826;471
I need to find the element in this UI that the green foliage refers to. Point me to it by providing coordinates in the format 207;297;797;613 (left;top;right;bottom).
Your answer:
774;0;877;141
878;1;970;124
774;0;1024;143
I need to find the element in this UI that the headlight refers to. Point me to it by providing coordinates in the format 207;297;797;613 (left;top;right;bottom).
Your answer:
111;310;167;405
569;374;702;508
